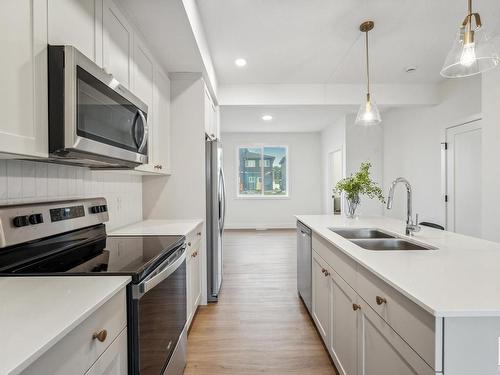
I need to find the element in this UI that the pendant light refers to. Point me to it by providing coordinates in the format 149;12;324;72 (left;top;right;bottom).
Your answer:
355;21;381;126
441;0;499;78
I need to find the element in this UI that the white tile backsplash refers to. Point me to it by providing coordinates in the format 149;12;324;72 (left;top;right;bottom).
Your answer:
0;160;143;230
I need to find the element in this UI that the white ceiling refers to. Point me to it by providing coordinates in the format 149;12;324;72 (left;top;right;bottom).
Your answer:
220;105;355;133
196;0;500;85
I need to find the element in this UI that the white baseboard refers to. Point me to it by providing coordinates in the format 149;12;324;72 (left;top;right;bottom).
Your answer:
224;222;296;230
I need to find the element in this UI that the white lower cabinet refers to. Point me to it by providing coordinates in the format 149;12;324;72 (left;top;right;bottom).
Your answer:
360;304;434;375
312;251;330;342
85;328;128;375
22;288;128;375
329;268;358;375
311;245;436;375
186;224;203;329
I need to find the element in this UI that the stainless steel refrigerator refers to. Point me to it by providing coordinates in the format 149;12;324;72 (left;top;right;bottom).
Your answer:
206;138;226;302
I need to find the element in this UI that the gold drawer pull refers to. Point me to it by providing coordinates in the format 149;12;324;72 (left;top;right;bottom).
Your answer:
92;329;107;342
352;303;361;311
321;268;330;277
376;296;387;305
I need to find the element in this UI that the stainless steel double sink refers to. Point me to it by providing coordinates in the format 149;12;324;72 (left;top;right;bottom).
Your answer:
328;228;436;251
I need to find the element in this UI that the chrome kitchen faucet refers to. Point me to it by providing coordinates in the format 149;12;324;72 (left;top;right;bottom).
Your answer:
386;177;421;236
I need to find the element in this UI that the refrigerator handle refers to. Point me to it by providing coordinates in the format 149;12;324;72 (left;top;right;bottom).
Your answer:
220;168;226;232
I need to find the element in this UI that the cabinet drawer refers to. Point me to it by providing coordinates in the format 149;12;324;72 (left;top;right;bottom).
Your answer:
23;288;127;375
312;234;357;288
357;266;442;371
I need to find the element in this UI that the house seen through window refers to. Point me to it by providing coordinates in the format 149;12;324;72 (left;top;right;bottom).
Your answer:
238;146;288;197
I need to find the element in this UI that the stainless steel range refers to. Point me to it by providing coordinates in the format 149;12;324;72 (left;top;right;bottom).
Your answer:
0;198;187;375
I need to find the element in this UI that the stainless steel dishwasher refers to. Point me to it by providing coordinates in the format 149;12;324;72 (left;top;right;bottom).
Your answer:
297;221;312;314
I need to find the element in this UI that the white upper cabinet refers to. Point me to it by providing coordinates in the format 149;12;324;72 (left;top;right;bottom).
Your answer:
0;0;48;158
132;37;170;175
152;68;171;173
103;0;132;88
48;0;103;66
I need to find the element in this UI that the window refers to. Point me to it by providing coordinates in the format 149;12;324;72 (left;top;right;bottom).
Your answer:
238;145;288;197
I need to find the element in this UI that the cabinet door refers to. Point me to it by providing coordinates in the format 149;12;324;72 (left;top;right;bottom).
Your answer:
312;251;330;344
103;0;132;88
48;0;103;66
191;242;202;310
330;270;358;375
360;302;434;375
186;253;193;327
0;0;48;157
152;67;171;173
85;328;128;375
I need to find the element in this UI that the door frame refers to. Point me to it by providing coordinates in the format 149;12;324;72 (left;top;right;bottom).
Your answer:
441;113;482;230
327;146;345;214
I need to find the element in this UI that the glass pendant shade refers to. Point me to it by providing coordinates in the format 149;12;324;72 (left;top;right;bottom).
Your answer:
441;6;499;78
355;95;381;126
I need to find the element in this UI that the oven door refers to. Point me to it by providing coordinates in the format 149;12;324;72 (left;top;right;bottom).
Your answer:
130;245;187;375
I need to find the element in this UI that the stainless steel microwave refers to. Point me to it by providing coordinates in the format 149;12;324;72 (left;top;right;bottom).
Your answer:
48;45;148;168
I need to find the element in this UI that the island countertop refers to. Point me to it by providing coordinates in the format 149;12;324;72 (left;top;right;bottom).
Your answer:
296;214;500;318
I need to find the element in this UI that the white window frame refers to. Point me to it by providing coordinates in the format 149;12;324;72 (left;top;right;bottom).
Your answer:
236;144;290;199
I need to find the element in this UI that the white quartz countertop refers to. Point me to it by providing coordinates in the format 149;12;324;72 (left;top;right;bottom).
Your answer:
110;219;203;237
296;215;500;318
0;276;130;375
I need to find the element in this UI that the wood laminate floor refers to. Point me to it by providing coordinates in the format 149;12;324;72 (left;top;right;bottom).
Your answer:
184;229;337;375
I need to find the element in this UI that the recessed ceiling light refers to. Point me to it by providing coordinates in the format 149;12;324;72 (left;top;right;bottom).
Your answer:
262;115;273;121
234;58;247;67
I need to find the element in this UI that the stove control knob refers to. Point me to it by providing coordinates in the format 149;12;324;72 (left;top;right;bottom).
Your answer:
13;215;29;227
28;214;43;225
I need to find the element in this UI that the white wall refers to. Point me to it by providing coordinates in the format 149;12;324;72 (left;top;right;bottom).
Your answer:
345;114;385;216
0;160;142;230
321;117;346;213
382;76;482;226
221;132;322;229
481;53;500;242
142;75;206;221
320;114;384;216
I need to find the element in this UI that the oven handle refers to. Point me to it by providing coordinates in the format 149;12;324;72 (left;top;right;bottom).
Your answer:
140;245;186;294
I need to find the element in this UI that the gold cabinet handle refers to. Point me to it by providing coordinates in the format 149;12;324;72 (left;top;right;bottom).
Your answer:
197;231;202;236
324;270;330;277
188;242;192;246
321;268;326;274
376;296;387;305
191;251;198;258
92;329;107;342
352;303;361;311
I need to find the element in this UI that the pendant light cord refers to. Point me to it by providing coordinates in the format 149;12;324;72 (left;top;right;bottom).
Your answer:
365;30;370;100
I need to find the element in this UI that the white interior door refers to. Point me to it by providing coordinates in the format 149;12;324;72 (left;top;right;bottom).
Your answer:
446;120;482;237
328;149;343;214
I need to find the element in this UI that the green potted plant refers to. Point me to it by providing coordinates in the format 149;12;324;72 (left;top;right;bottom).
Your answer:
335;162;385;218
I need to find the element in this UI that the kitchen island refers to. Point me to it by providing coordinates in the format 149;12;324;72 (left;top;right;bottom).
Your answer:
296;215;500;375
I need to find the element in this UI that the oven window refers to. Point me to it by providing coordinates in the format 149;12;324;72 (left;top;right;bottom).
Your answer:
76;66;147;155
139;259;187;374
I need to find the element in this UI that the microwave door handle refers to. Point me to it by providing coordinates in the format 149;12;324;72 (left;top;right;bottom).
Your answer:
140;246;186;294
131;112;140;148
137;110;148;153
